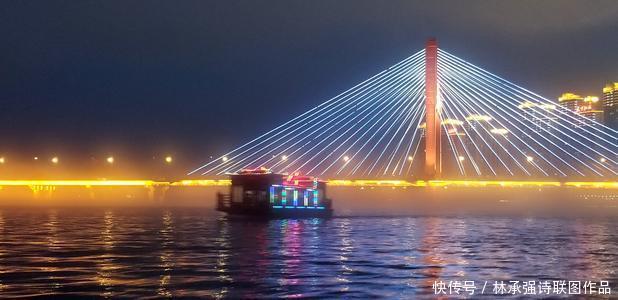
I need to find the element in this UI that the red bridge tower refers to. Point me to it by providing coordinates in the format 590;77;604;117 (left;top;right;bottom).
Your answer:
424;38;441;178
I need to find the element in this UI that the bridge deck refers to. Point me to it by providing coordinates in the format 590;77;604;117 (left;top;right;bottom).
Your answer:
0;179;614;189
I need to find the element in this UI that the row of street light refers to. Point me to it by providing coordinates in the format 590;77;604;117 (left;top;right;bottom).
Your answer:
0;155;174;165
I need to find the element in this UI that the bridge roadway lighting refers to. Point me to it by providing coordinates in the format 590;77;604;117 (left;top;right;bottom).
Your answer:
165;156;173;163
51;156;59;164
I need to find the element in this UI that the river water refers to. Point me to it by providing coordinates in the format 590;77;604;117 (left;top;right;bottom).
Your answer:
0;208;615;298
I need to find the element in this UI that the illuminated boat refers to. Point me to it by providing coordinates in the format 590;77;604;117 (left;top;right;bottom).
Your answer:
216;168;333;218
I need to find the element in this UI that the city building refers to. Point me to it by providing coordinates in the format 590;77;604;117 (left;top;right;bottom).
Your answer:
518;101;557;133
603;82;618;130
557;93;603;128
558;92;583;112
578;96;604;126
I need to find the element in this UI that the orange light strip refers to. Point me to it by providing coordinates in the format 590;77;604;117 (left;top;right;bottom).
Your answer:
0;179;615;189
0;180;157;187
171;180;231;186
324;180;616;188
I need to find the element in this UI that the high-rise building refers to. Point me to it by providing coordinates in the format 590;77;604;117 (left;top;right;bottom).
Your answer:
558;92;583;112
578;96;603;126
603;82;618;130
557;92;603;128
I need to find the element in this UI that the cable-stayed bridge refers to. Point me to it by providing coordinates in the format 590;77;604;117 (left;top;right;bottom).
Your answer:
190;39;617;180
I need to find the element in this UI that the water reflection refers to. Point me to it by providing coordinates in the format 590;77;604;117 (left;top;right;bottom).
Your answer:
213;215;231;299
336;218;353;293
279;219;303;288
0;209;614;298
0;211;5;293
96;210;117;298
157;210;175;297
44;210;61;293
418;218;446;294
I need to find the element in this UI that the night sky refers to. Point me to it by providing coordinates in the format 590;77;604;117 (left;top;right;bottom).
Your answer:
1;0;617;172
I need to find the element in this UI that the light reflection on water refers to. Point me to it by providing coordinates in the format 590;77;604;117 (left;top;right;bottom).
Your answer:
0;208;615;298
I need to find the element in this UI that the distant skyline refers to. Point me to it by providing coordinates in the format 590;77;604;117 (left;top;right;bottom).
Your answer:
0;0;617;168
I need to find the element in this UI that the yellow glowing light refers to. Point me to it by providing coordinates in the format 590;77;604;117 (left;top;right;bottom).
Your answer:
281;155;288;161
171;179;618;189
600;157;606;163
458;156;465;161
564;181;618;189
174;179;613;189
418;122;426;129
165;156;173;163
558;92;583;102
326;179;416;187
408;156;413;161
518;101;534;109
106;156;114;164
322;180;615;189
426;180;562;188
490;128;508;135
343;156;350;162
34;156;39;161
465;114;492;122
603;83;617;93
0;180;157;187
526;156;534;162
222;156;229;162
0;157;4;164
584;96;599;103
519;101;556;110
51;157;59;164
172;179;231;186
0;179;614;189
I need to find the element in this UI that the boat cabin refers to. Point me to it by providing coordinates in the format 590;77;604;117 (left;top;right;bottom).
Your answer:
216;168;333;217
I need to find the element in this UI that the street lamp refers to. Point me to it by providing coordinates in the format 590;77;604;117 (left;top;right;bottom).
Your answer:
106;156;114;164
0;157;4;164
51;156;59;164
165;156;173;163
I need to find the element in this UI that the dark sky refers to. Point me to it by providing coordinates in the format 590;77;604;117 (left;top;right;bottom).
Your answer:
1;0;617;170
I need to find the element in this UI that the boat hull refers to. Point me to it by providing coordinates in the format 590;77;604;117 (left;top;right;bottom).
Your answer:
217;206;333;218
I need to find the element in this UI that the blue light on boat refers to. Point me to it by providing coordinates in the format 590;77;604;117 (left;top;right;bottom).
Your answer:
272;205;326;209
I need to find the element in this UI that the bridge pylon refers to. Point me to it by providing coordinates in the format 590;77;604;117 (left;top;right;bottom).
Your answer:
424;38;441;179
